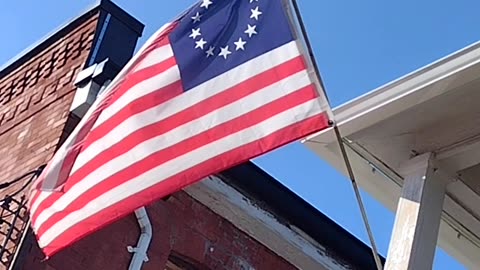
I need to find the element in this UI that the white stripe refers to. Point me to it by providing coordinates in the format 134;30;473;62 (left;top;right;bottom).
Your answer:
29;85;114;211
30;66;180;215
132;44;174;72
33;70;312;229
72;65;310;176
30;192;49;217
38;98;324;247
31;41;302;216
83;40;301;166
94;64;180;129
93;41;301;129
29;24;174;207
36;91;108;191
30;45;174;193
99;22;172;98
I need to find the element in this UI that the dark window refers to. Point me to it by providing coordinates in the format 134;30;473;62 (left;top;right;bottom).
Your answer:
165;252;210;270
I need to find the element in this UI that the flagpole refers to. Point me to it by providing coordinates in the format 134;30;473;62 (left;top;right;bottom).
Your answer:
288;1;383;269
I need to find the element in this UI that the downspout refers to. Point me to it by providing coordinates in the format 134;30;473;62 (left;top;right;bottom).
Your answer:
127;207;152;270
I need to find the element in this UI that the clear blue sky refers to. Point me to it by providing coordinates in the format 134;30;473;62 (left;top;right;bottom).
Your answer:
2;1;480;269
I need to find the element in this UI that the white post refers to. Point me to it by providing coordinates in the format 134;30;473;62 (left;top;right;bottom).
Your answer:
385;153;449;270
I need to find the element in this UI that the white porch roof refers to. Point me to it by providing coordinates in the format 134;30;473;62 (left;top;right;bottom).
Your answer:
304;40;480;269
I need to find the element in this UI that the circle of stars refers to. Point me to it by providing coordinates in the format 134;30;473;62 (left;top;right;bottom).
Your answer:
189;0;263;60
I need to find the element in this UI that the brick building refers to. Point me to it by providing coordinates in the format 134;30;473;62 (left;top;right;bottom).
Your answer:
0;1;383;269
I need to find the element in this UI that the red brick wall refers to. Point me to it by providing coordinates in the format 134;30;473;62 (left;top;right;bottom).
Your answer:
0;15;98;193
19;191;296;270
0;14;99;269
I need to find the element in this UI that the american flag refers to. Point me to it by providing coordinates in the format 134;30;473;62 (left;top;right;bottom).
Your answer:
28;0;331;257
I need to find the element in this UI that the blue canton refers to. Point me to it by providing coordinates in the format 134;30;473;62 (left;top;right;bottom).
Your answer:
169;0;295;91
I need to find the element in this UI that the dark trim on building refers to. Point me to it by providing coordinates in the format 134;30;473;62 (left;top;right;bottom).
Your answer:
219;162;386;270
99;0;143;35
86;0;144;71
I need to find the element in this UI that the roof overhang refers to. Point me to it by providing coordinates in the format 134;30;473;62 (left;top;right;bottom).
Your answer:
185;162;383;270
304;40;480;269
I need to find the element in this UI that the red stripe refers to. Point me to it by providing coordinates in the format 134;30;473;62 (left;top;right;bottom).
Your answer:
29;29;177;210
107;56;177;106
34;84;318;234
38;111;330;257
29;59;177;208
28;91;116;202
82;80;184;149
79;57;178;149
83;55;306;156
128;23;177;72
31;56;307;222
29;175;48;209
131;42;172;71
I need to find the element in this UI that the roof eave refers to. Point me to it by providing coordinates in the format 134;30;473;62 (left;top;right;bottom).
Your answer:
305;39;480;144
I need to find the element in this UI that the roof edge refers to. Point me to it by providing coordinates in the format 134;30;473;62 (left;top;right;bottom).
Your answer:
0;1;100;77
0;0;144;80
219;161;385;269
305;39;480;142
333;39;480;120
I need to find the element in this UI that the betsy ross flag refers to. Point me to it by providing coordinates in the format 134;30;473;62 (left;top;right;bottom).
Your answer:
28;0;331;256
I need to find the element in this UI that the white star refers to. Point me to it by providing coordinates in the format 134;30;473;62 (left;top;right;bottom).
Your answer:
189;28;201;39
250;6;262;20
191;12;202;23
244;24;257;38
206;46;215;57
234;37;246;51
249;0;258;3
218;46;232;59
195;38;207;49
200;0;213;9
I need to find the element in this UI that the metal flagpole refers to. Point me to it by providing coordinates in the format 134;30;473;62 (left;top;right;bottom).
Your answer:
288;1;384;269
333;126;384;270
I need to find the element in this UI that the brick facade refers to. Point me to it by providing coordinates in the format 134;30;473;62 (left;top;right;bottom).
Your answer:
0;14;99;268
0;15;98;189
18;191;296;270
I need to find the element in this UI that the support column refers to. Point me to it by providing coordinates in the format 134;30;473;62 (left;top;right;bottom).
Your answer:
385;153;449;270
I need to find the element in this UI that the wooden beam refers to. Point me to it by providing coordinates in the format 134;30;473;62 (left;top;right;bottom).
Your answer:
385;153;449;270
436;138;480;172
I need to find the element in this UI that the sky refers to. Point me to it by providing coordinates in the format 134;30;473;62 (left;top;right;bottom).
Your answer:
2;0;480;269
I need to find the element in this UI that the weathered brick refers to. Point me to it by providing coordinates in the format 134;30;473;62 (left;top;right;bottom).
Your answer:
0;12;99;270
15;190;296;270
